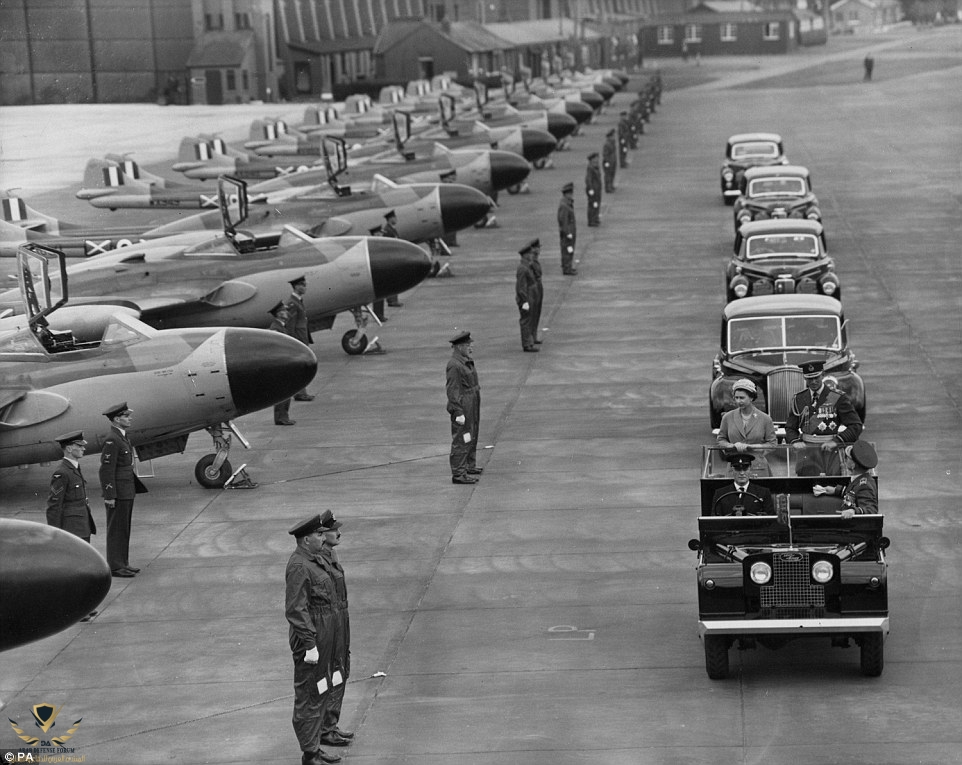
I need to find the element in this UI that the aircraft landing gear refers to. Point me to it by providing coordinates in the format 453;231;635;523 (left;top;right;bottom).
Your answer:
342;306;384;355
195;423;253;489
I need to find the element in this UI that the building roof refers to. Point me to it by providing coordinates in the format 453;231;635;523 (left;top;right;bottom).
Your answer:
185;31;253;68
484;18;601;45
692;1;765;11
288;35;378;55
373;18;513;55
644;10;797;24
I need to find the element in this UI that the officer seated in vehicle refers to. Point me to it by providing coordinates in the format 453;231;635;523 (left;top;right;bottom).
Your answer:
711;453;775;516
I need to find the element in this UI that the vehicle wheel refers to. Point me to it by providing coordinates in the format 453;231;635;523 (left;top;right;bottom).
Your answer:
859;633;884;677
533;159;547;170
341;329;368;355
705;635;730;679
507;184;521;194
194;454;232;489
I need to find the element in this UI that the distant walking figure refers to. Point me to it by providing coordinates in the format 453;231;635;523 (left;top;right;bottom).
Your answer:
863;54;874;81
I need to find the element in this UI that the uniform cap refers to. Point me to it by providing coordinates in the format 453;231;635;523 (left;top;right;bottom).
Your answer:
606;128;616;137
561;182;574;194
449;330;472;345
384;209;397;219
268;300;288;316
519;238;540;255
725;452;756;470
800;360;825;378
289;275;307;287
55;430;87;448
318;509;343;531
732;378;757;397
103;402;132;419
848;441;878;469
587;152;599;160
288;514;322;537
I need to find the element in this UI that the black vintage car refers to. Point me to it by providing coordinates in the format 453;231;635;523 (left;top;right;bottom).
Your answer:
691;445;889;679
709;295;865;431
727;219;839;302
720;133;788;205
732;165;822;234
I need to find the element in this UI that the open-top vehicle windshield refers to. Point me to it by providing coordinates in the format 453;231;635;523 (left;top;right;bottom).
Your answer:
747;177;806;197
728;314;840;352
731;142;779;160
745;234;820;260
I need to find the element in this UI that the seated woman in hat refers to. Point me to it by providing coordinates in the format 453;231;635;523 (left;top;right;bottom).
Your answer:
716;378;776;476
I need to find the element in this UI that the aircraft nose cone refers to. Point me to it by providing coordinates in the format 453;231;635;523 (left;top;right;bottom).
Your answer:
592;82;616;102
545;113;578;141
0;519;111;651
580;90;604;111
438;184;494;232
520;129;558;162
225;328;317;414
368;238;433;298
564;100;593;125
489;151;531;192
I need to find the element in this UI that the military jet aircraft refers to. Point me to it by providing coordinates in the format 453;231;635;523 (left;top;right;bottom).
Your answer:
0;244;317;486
5;169;492;254
0;519;111;651
0;182;434;356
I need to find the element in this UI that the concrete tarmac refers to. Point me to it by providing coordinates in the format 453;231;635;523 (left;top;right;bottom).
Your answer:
1;25;961;765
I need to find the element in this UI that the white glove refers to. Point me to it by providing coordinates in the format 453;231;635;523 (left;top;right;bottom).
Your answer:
521;302;529;311
455;414;465;425
304;646;319;664
812;484;829;496
840;508;855;519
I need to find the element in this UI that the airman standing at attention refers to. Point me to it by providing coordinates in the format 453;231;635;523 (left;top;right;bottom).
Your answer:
585;152;602;227
286;275;315;402
446;331;482;483
269;301;296;426
47;431;97;543
516;240;541;352
530;239;544;346
617;111;631;167
557;182;577;275
99;402;145;578
602;129;617;193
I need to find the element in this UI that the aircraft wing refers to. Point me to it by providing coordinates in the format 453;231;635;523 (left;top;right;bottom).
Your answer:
0;389;70;430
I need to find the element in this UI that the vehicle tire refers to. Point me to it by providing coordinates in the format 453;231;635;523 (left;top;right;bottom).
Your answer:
859;633;884;677
194;454;232;489
507;184;521;194
705;635;730;679
341;329;368;355
533;159;547;170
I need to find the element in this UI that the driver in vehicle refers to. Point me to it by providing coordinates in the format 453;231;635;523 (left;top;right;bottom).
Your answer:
711;453;775;516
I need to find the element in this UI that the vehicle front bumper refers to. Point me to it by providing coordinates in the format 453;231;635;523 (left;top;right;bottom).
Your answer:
699;616;889;637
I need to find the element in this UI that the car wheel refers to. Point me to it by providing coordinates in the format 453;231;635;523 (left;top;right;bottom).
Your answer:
859;633;884;677
194;454;232;489
705;635;730;679
341;329;369;355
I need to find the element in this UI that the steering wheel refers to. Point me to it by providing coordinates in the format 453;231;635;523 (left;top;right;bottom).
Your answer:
711;490;765;516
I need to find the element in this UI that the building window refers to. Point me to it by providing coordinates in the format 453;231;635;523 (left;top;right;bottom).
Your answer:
235;12;251;30
205;13;223;30
226;70;236;90
242;70;249;90
763;21;780;39
684;24;702;42
539;0;551;18
294;61;312;94
657;25;674;44
720;22;737;41
430;2;445;20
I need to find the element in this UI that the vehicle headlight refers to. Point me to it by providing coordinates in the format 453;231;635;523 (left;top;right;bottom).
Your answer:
812;560;834;583
731;275;750;298
820;275;839;296
750;561;772;585
806;209;821;220
723;170;734;181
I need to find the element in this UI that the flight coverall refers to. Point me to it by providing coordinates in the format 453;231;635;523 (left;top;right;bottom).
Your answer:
319;547;351;738
557;193;577;274
446;352;480;479
286;546;339;755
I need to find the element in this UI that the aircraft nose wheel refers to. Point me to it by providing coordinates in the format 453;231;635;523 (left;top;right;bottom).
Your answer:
341;329;369;355
195;454;233;489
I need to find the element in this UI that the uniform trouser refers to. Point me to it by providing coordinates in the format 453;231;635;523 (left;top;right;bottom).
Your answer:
588;198;600;225
450;414;479;476
560;235;575;272
292;655;325;752
530;296;542;341
619;147;629;168
105;497;133;570
274;398;291;423
321;680;345;735
519;307;535;349
603;168;615;192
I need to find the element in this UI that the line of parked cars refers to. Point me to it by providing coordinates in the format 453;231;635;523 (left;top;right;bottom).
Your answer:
689;133;889;680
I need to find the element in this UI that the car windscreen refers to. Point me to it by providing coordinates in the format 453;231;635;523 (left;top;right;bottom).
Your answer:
747;178;806;197
732;142;778;159
728;314;840;351
746;234;819;260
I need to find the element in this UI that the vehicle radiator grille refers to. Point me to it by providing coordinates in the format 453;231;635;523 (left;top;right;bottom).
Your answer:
766;367;805;423
760;552;825;618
